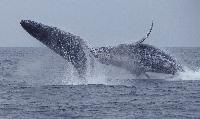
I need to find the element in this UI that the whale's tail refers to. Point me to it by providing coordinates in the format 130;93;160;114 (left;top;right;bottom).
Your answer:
20;20;93;78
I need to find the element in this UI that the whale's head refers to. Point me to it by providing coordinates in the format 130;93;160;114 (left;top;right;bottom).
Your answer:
20;20;88;76
20;20;51;44
20;20;77;50
20;20;85;58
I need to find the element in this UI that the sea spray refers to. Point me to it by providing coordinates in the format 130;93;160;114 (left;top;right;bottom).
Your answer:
177;67;200;81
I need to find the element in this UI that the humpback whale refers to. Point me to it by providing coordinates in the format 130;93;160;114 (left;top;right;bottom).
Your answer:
20;20;183;79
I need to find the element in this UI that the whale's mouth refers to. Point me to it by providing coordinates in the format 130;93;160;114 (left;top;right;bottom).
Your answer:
20;20;50;42
20;20;44;30
20;20;40;36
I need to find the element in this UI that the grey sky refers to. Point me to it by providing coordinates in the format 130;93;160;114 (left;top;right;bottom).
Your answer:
0;0;199;47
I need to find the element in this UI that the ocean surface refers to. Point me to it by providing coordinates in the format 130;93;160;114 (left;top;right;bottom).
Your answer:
0;47;200;119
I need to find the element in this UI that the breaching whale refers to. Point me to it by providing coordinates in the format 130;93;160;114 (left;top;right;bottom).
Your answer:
20;20;183;79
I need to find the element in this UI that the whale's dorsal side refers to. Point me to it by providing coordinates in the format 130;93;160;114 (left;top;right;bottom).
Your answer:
135;21;154;45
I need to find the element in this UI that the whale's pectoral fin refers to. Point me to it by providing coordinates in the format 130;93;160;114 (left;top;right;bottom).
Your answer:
135;21;153;45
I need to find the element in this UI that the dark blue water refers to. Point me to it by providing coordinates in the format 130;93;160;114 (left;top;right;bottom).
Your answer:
0;47;200;119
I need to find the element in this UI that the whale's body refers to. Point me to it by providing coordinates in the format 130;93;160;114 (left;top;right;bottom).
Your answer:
20;20;183;78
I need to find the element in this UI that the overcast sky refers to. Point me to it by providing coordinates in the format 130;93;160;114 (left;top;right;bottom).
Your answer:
0;0;199;47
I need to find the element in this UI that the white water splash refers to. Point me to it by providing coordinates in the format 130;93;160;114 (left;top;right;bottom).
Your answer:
4;51;200;86
62;65;200;85
61;61;135;85
177;67;200;81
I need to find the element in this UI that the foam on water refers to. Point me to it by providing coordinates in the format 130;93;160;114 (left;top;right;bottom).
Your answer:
61;61;135;85
176;67;200;81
